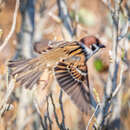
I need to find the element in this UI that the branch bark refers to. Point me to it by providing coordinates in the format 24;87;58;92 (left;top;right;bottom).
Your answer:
57;0;74;40
0;0;19;52
96;0;129;129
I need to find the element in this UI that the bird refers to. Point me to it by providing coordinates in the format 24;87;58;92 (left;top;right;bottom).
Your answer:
8;35;105;114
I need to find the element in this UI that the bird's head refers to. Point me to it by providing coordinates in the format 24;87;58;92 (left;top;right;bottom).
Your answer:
80;36;105;59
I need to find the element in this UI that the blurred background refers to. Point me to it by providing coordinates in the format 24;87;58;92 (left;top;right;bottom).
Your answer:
0;0;129;130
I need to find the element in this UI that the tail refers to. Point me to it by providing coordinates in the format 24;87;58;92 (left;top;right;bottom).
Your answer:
8;58;43;89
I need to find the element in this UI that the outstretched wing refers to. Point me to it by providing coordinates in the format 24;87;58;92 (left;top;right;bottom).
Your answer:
54;61;91;114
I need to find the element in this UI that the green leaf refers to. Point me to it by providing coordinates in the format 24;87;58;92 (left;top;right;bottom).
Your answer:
94;59;104;72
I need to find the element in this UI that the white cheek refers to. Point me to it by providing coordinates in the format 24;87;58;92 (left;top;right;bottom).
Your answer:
80;43;93;59
84;46;93;57
83;44;100;60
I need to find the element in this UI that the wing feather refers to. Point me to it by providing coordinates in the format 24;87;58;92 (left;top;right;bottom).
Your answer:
54;61;91;113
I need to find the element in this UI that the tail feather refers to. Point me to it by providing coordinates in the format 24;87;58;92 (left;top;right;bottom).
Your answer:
16;71;37;83
9;59;34;76
24;71;42;89
8;58;43;89
12;64;32;76
8;59;30;67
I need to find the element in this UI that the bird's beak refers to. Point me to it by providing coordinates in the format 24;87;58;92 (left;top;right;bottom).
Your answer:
99;44;105;48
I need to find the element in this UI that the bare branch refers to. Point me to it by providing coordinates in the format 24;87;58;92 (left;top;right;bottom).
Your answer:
118;1;130;41
15;0;35;58
102;0;114;15
59;90;66;129
112;63;125;98
118;20;129;41
96;0;127;129
50;93;60;127
86;103;100;130
46;96;53;130
0;0;19;52
0;104;14;117
0;78;15;118
57;0;74;40
34;99;47;130
50;92;68;130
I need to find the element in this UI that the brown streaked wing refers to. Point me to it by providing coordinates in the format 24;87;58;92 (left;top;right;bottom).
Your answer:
33;40;68;54
61;41;84;57
54;61;91;113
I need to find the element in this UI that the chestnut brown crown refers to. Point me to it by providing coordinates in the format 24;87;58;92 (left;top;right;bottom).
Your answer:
80;36;105;49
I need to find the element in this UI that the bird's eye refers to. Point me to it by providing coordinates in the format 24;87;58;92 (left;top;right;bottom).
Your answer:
96;42;99;46
91;44;96;51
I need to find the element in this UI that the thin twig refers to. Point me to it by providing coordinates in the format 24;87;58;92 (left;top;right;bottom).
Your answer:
50;93;60;127
59;90;67;129
102;0;114;15
0;0;19;52
96;0;124;129
34;99;47;130
50;91;68;130
112;64;125;98
46;96;53;130
57;0;74;40
0;78;15;118
0;104;14;117
86;104;100;130
59;90;65;125
118;1;130;41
